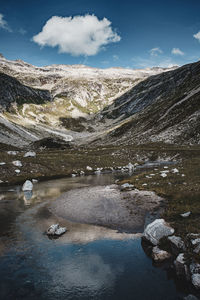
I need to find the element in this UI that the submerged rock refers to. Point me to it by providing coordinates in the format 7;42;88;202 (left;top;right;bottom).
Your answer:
50;185;163;232
152;246;171;262
143;219;174;245
46;224;67;237
22;180;33;191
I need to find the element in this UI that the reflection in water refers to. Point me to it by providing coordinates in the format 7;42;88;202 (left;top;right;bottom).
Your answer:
23;190;33;205
0;170;188;299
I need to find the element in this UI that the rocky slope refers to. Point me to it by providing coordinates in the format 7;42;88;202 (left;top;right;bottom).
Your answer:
0;55;172;147
91;60;200;145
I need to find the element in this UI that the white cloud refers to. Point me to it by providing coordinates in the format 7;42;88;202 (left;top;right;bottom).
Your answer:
132;56;179;69
149;47;163;56
32;14;121;56
193;31;200;42
171;48;184;56
0;13;12;32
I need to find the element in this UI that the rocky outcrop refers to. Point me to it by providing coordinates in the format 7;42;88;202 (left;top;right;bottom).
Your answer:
97;60;200;145
0;72;51;110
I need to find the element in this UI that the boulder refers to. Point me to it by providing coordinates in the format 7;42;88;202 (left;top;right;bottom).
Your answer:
190;263;200;275
174;253;189;279
168;235;186;255
22;180;33;191
192;274;200;289
181;211;191;218
46;224;67;237
194;244;200;254
143;219;174;245
152;246;171;262
12;160;22;167
120;183;134;191
86;166;92;171
24;151;36;157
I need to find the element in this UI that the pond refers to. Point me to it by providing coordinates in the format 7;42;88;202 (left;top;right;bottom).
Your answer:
0;170;187;300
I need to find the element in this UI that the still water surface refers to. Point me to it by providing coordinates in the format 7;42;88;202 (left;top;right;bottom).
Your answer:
0;171;187;300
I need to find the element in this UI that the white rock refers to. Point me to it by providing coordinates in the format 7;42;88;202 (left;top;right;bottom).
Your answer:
12;160;22;167
15;169;21;174
7;151;17;155
120;183;134;191
22;180;33;191
46;224;67;236
152;246;171;262
160;173;167;178
127;162;135;171
191;238;200;246
86;166;92;171
172;168;179;173
192;274;200;289
181;211;191;218
32;179;38;183
164;166;168;169
71;174;77;177
24;151;36;157
143;219;174;245
0;180;3;183
0;162;6;165
80;171;85;175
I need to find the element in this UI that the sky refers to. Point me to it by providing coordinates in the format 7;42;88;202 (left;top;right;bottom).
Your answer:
0;0;200;68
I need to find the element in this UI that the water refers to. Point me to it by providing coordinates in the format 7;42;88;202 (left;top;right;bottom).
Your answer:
0;172;187;300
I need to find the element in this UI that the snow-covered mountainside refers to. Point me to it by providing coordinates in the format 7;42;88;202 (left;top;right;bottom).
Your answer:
0;55;174;147
90;60;200;145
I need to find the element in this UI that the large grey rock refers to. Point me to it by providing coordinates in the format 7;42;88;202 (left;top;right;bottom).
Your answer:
152;246;171;262
168;235;186;255
192;274;200;289
143;219;174;245
46;224;67;236
22;180;33;191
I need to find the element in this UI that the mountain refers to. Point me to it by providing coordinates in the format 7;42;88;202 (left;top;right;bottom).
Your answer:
0;55;172;147
90;60;200;145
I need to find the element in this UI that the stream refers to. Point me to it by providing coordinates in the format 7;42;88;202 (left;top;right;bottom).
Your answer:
0;168;188;299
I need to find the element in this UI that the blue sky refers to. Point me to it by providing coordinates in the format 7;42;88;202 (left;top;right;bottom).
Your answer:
0;0;200;68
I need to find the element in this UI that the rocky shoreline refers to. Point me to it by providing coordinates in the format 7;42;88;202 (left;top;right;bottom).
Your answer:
142;218;200;299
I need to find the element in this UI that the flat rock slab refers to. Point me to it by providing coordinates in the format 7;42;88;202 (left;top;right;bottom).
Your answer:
50;185;164;232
